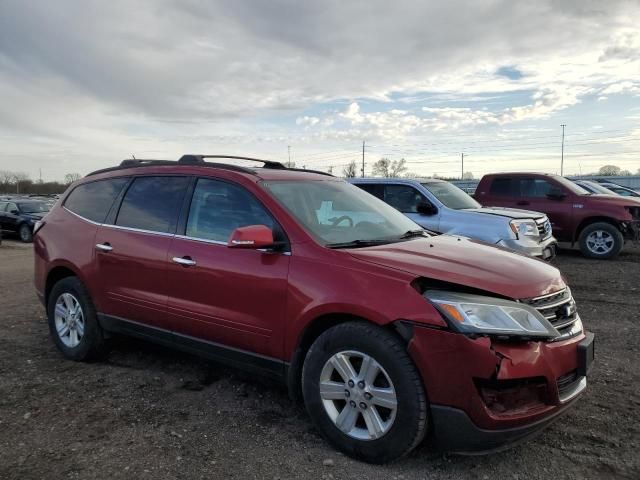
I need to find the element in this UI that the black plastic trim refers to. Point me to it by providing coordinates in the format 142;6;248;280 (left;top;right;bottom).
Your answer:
98;314;287;380
429;402;576;454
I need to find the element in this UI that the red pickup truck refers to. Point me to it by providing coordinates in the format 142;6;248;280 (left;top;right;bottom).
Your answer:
476;173;640;259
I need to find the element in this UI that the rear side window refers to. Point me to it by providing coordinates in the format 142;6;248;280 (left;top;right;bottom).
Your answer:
489;178;514;196
186;178;274;242
116;176;189;233
356;183;384;199
65;178;129;223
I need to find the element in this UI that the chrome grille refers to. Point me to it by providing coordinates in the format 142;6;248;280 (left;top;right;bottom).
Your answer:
521;288;578;333
535;217;552;240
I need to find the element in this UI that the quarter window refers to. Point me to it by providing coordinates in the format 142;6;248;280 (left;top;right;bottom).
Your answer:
116;176;189;233
65;178;129;223
186;178;274;242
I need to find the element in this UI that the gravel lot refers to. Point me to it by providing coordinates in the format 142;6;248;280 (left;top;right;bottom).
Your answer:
1;240;638;480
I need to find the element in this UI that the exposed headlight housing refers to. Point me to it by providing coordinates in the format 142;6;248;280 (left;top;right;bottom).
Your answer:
510;219;538;238
425;290;559;339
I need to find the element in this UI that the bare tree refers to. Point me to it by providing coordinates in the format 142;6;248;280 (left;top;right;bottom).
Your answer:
11;172;30;194
64;173;82;185
327;166;334;175
598;165;621;176
342;160;357;178
619;169;632;176
284;161;296;168
372;157;407;177
462;171;475;180
0;170;14;184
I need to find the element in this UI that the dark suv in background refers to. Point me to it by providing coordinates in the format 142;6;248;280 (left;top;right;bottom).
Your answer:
34;156;594;463
476;173;640;259
0;199;50;242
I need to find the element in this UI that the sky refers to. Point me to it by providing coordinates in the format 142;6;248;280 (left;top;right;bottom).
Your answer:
1;0;639;182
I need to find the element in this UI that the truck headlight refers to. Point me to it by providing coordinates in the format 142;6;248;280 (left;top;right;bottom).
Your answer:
510;219;538;238
425;291;559;339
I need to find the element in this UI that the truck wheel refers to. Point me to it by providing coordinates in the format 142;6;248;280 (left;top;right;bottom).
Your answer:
302;322;427;463
578;222;624;259
47;277;108;361
19;224;33;243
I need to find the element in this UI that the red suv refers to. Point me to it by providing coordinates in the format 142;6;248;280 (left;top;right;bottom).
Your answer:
477;173;640;259
34;156;594;463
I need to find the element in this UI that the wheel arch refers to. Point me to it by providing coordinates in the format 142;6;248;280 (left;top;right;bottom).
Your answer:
575;216;621;242
286;313;408;402
45;264;81;307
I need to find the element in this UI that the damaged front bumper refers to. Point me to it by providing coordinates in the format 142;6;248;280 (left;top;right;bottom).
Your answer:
621;219;640;242
407;325;594;454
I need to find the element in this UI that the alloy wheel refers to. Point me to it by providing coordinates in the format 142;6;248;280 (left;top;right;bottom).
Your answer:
54;293;85;348
319;350;397;441
585;230;615;255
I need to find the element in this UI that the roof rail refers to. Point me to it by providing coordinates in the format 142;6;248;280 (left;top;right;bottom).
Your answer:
86;154;334;177
178;154;286;170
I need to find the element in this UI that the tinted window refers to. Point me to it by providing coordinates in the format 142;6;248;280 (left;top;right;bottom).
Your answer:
186;178;274;242
7;203;18;213
384;185;426;213
356;183;384;199
520;178;554;198
116;176;189;233
65;178;129;223
489;178;513;196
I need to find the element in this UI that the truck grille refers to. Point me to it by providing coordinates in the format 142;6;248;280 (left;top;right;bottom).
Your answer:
520;288;578;336
535;217;552;240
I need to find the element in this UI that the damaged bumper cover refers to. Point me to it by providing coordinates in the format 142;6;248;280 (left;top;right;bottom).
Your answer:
622;219;640;242
406;324;594;453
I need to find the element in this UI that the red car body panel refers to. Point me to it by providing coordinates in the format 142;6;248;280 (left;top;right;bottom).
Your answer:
34;163;592;451
476;173;640;243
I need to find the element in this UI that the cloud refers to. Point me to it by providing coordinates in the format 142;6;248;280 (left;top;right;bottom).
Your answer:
0;0;639;177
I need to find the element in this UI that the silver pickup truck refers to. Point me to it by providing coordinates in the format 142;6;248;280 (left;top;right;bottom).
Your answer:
349;177;557;259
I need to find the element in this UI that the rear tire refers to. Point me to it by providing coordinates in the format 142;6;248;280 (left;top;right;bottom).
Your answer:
578;222;623;259
302;322;427;463
47;277;108;361
19;224;33;243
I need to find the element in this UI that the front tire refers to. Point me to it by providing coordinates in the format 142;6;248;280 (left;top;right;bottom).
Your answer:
578;222;623;259
47;277;107;361
19;224;33;243
302;322;427;463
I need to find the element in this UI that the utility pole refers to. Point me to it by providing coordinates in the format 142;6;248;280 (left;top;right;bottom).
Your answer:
362;140;365;178
287;145;291;166
560;124;566;176
461;153;465;180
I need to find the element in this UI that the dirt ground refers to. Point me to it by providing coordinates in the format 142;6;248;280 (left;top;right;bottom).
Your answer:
0;240;638;480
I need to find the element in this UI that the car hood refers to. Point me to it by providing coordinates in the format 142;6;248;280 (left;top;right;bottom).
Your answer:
348;235;565;299
464;207;546;220
580;194;640;206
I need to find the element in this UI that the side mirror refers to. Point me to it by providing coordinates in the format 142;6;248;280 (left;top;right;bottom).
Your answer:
546;188;566;201
228;225;275;249
10;209;19;215
416;201;437;216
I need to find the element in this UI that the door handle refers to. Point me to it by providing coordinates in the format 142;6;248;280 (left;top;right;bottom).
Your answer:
516;201;529;206
172;256;196;267
95;243;113;252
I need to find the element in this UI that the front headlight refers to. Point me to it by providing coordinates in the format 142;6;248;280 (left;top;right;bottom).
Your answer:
510;219;538;238
425;290;559;339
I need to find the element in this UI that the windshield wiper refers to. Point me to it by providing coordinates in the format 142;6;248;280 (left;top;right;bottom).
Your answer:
399;229;429;239
326;239;394;249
